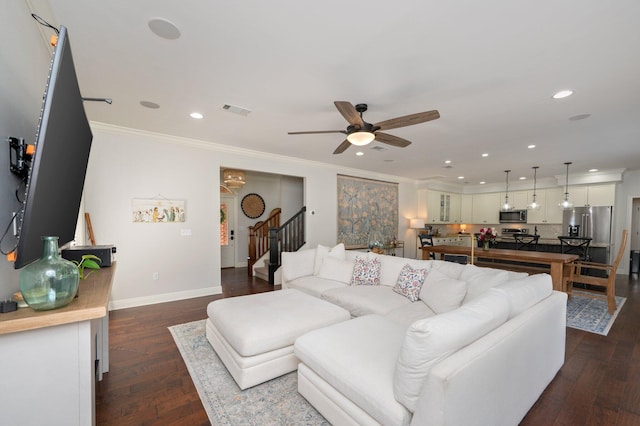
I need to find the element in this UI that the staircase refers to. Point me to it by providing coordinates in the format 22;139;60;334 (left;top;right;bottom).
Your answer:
248;207;307;285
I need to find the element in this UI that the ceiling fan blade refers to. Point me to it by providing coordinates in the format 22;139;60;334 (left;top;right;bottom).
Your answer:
374;132;412;148
334;101;364;127
374;110;440;131
288;130;346;135
333;139;352;154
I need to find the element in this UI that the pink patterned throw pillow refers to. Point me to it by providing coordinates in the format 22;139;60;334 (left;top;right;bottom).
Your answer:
350;256;381;286
394;264;428;302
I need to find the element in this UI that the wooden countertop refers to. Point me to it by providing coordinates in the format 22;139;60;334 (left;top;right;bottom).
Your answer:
0;263;115;335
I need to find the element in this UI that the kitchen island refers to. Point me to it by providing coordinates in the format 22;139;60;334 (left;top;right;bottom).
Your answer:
420;246;577;291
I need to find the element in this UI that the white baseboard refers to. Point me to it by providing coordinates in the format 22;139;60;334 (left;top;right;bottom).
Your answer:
109;286;222;310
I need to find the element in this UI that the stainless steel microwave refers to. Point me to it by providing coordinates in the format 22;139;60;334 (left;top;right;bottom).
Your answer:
499;209;527;223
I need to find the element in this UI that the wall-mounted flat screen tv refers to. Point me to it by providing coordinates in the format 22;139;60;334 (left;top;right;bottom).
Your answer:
14;25;93;269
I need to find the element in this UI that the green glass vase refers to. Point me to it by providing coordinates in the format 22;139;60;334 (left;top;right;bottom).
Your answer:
19;236;79;311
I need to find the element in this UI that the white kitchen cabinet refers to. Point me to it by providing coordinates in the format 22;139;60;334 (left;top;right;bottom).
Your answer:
499;190;528;210
449;193;462;223
461;195;473;224
426;190;443;223
472;193;501;224
527;188;564;224
571;184;615;206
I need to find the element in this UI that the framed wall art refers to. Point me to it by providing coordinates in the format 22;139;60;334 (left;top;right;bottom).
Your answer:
337;175;398;248
132;197;186;223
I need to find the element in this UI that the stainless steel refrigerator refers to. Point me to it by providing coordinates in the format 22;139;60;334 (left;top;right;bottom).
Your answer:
562;206;613;264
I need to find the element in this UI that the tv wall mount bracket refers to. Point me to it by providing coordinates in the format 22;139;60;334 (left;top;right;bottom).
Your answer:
8;136;33;178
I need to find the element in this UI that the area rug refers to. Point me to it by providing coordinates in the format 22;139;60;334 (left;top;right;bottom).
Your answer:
168;320;329;425
566;291;626;336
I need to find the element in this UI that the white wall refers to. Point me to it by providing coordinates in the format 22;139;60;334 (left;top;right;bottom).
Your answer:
616;170;640;274
86;123;418;308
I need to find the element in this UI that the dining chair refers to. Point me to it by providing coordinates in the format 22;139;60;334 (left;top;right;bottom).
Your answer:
566;229;628;314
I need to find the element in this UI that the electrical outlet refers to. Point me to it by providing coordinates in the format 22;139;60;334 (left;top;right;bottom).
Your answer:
152;272;159;281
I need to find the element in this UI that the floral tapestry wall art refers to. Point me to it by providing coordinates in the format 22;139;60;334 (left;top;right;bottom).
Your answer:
132;198;186;223
337;175;398;248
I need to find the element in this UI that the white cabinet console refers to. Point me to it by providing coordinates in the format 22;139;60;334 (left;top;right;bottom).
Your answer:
0;264;115;426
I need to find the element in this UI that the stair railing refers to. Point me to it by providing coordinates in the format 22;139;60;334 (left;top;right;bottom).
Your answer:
248;208;281;276
268;206;306;284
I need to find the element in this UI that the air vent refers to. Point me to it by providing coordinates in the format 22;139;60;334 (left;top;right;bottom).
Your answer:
222;104;251;116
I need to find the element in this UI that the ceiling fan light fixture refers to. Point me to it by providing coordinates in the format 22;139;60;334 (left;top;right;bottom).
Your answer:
347;131;375;146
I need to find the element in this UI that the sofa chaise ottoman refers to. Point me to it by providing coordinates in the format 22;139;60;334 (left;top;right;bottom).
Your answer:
205;288;350;389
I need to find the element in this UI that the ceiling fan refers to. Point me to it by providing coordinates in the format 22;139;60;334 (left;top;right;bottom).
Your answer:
288;101;440;154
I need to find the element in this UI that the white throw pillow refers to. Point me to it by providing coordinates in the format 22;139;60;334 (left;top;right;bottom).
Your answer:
317;256;355;284
350;256;381;286
282;249;317;282
313;243;346;276
419;268;467;314
394;288;511;412
393;264;428;302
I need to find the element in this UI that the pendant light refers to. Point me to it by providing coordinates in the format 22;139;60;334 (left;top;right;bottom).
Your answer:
528;166;540;210
501;170;513;211
559;162;573;209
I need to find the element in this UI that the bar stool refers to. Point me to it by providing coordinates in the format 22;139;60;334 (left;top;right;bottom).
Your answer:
418;234;435;259
558;236;591;261
514;234;539;251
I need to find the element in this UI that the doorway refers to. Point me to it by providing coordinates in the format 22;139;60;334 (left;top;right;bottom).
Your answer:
220;195;236;268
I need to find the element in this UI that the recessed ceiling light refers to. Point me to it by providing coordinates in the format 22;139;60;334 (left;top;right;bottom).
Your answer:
458;176;464;179
552;90;574;99
589;168;598;172
519;176;526;180
569;113;591;121
190;112;203;119
445;160;451;164
480;181;486;185
140;100;160;109
356;151;364;156
148;18;181;40
482;153;489;157
528;144;536;149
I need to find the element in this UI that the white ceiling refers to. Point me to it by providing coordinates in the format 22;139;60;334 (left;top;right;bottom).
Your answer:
32;0;640;187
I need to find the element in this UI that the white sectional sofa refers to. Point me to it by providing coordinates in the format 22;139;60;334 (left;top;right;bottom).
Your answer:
281;244;567;426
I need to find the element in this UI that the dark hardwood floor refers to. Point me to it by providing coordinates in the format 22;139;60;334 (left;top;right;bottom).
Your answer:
96;269;640;425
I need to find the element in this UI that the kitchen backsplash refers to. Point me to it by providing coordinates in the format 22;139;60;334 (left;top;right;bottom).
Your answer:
428;223;565;239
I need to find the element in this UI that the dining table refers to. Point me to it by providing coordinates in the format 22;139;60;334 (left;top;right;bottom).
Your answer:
420;245;579;291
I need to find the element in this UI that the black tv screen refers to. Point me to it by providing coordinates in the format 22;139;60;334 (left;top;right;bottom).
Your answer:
14;25;93;269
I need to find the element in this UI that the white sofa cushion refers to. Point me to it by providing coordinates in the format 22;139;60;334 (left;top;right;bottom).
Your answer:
367;253;432;288
317;255;354;284
419;268;468;314
350;256;381;286
393;264;428;302
494;273;553;318
281;249;316;282
207;289;350;357
430;259;466;279
322;285;411;317
385;301;437;328
313;243;346;275
460;264;510;303
284;275;347;298
394;288;511;412
294;315;412;426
